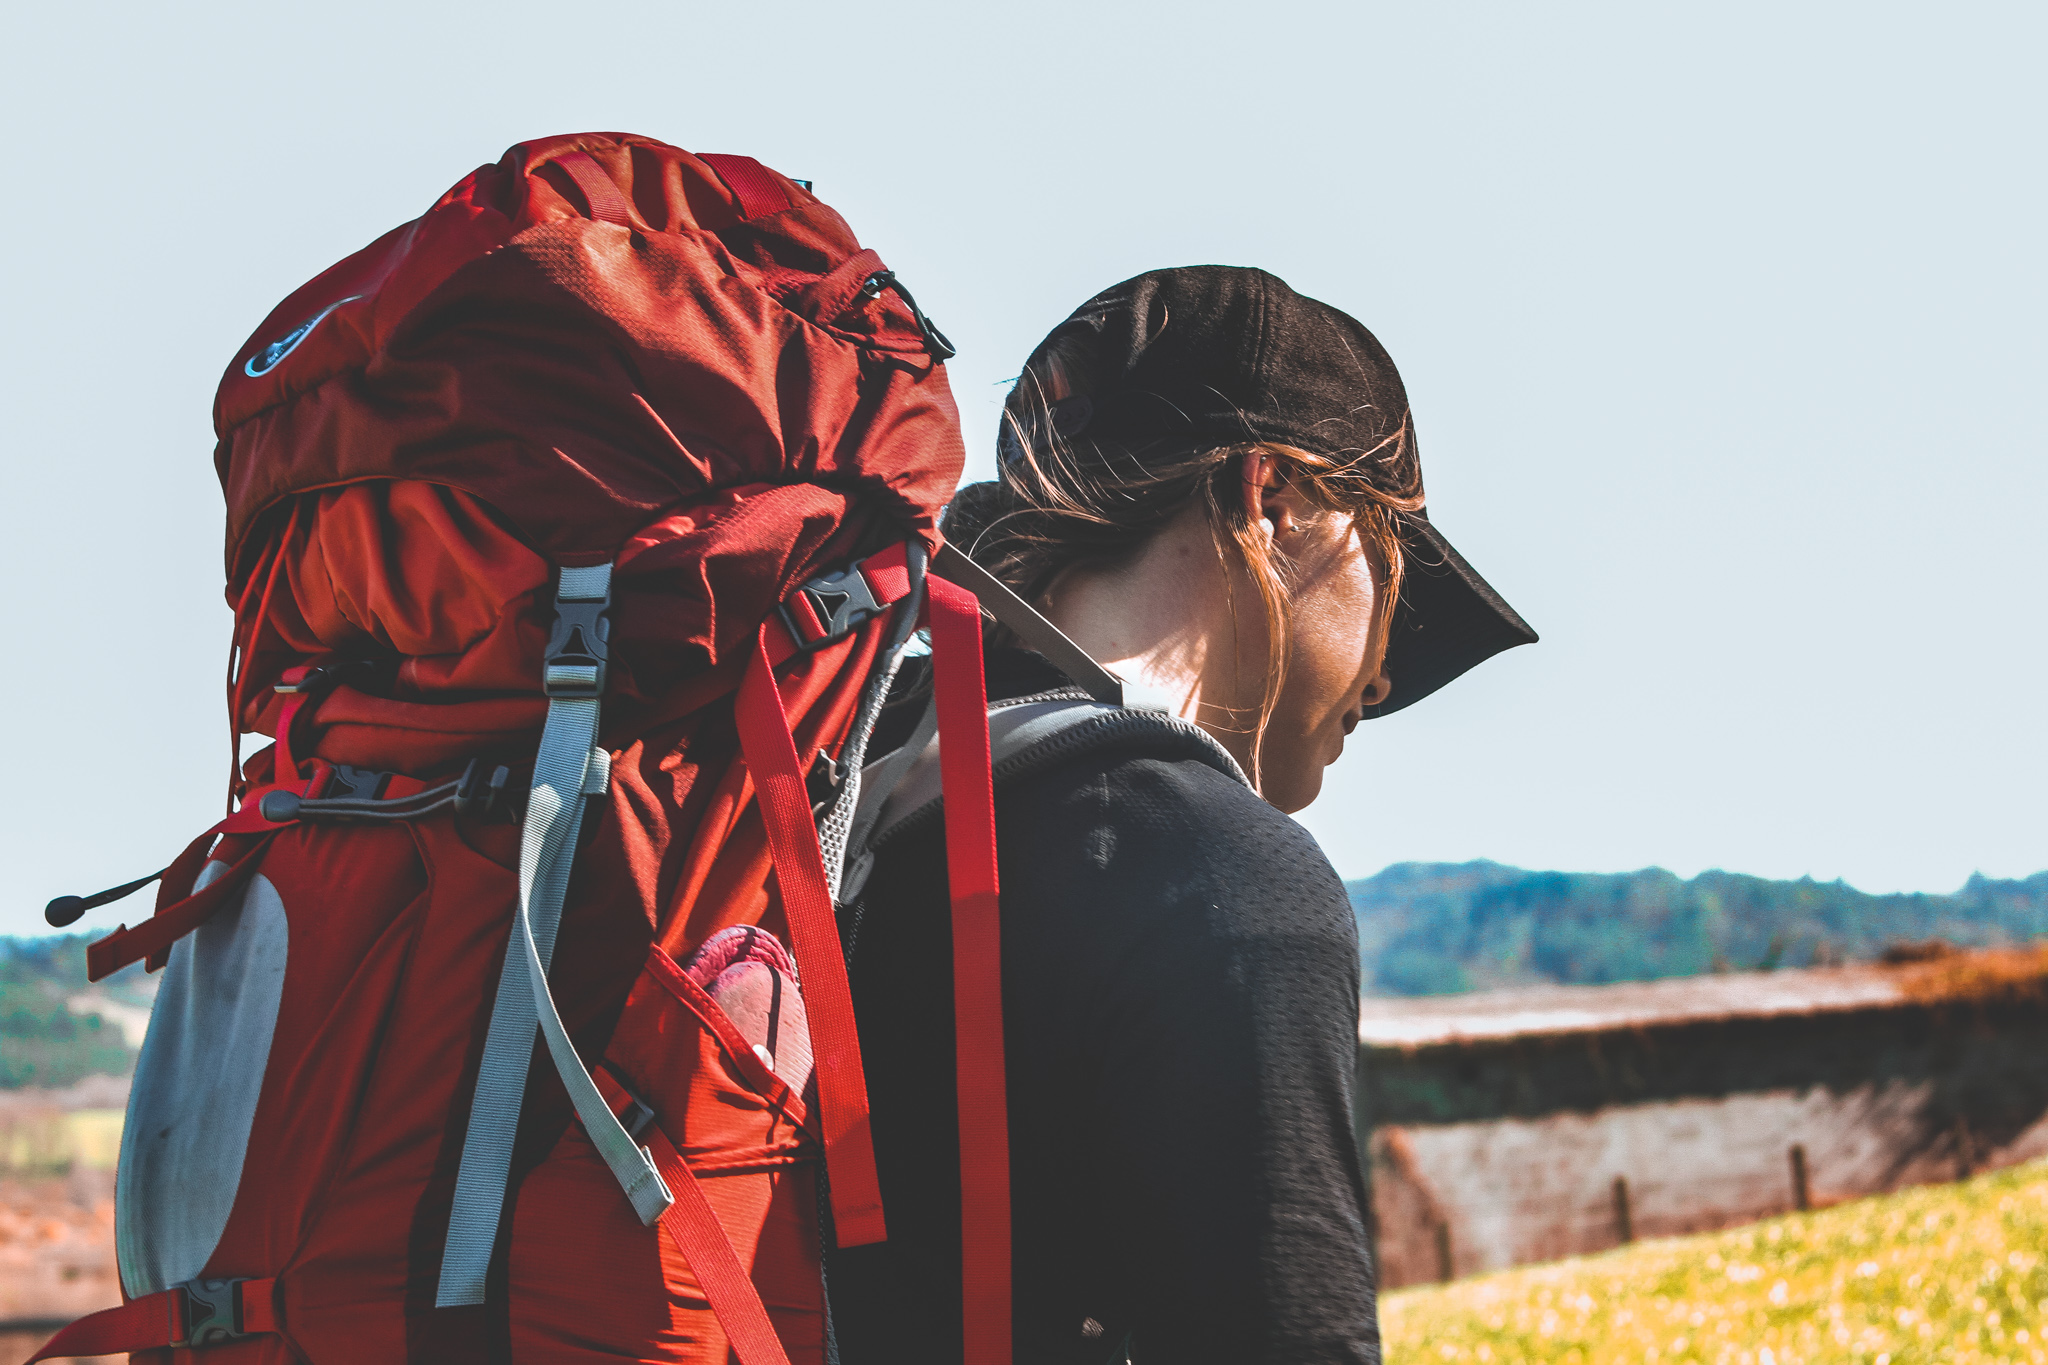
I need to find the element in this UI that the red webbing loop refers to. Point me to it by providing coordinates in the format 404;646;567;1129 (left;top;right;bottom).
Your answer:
225;501;300;811
556;150;635;227
733;628;887;1247
697;153;794;221
592;1072;793;1365
85;829;276;981
859;543;913;604
22;1277;279;1361
925;576;1013;1365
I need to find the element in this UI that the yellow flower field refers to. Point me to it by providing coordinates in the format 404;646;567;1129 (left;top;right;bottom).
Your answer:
1382;1159;2048;1365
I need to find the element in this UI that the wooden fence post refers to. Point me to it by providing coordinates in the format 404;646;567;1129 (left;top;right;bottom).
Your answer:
1612;1176;1634;1245
1789;1144;1810;1212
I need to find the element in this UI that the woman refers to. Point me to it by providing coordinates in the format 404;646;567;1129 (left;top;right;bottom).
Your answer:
829;266;1536;1363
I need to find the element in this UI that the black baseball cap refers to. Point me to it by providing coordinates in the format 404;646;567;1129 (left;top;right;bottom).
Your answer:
1003;265;1536;717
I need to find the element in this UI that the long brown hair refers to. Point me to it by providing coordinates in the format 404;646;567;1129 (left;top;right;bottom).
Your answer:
953;327;1425;783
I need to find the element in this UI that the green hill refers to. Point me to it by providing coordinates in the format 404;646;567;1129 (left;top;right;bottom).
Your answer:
1350;862;2048;997
0;935;148;1088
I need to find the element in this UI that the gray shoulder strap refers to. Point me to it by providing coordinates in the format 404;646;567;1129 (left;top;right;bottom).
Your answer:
838;692;1249;903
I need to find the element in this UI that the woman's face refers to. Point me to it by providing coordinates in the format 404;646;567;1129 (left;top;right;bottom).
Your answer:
1244;490;1392;813
1034;450;1393;814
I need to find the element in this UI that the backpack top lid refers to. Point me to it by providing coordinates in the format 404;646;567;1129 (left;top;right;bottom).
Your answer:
213;132;964;577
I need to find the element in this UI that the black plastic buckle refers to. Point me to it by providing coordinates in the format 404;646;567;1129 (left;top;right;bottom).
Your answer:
454;758;522;823
543;576;612;699
618;1094;658;1143
780;557;885;653
321;765;389;802
176;1277;251;1347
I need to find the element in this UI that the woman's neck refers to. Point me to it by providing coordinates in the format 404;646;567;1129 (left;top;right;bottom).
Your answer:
1036;508;1261;773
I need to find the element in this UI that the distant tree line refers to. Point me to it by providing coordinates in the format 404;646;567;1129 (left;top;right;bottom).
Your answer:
13;864;2048;1079
0;934;142;1088
1351;862;2048;997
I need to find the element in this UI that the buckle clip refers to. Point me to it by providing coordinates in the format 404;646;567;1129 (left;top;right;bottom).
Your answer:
320;764;388;803
454;758;522;823
177;1277;251;1347
543;573;612;699
273;657;381;697
781;557;885;652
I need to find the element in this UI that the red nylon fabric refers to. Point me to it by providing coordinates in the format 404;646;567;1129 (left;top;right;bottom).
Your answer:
90;133;965;1363
927;578;1014;1365
214;133;960;575
593;1069;792;1365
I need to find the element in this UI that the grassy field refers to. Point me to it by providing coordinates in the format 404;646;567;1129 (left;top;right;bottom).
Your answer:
1382;1160;2048;1365
0;1109;122;1175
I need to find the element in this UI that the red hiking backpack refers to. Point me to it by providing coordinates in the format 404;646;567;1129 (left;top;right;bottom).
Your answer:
28;133;1034;1365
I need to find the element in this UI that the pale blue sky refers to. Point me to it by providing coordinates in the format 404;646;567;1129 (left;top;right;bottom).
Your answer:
2;1;2042;936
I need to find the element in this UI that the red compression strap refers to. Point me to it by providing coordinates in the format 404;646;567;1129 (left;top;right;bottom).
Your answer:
734;628;886;1247
23;1292;178;1361
592;1073;793;1365
23;1278;279;1361
860;542;914;604
556;150;635;227
86;830;275;981
925;576;1013;1365
697;153;793;220
240;1278;281;1334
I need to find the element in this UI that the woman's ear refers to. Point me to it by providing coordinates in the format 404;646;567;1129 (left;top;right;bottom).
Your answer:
1240;450;1300;540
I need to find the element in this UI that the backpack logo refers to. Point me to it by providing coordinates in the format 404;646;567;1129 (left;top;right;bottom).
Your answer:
244;295;365;377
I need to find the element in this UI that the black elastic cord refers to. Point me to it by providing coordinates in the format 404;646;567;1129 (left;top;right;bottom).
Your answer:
265;778;465;825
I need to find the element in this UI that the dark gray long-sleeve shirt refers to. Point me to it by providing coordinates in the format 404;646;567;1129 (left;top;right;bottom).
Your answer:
828;651;1379;1364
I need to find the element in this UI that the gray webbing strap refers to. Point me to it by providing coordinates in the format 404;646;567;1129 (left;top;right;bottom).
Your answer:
932;543;1124;705
436;563;672;1308
846;694;1252;899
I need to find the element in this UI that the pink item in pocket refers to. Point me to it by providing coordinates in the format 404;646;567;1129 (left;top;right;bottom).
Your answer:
682;924;815;1100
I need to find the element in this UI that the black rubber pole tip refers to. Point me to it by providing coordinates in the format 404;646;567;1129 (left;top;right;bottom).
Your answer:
45;896;87;928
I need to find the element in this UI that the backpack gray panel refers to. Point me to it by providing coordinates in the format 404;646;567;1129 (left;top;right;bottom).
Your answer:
117;862;289;1295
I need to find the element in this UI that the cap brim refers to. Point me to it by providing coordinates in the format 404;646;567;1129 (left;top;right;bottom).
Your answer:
1362;513;1537;719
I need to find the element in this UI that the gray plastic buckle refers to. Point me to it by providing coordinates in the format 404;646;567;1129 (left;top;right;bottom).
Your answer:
176;1277;250;1347
782;557;885;651
543;575;612;698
